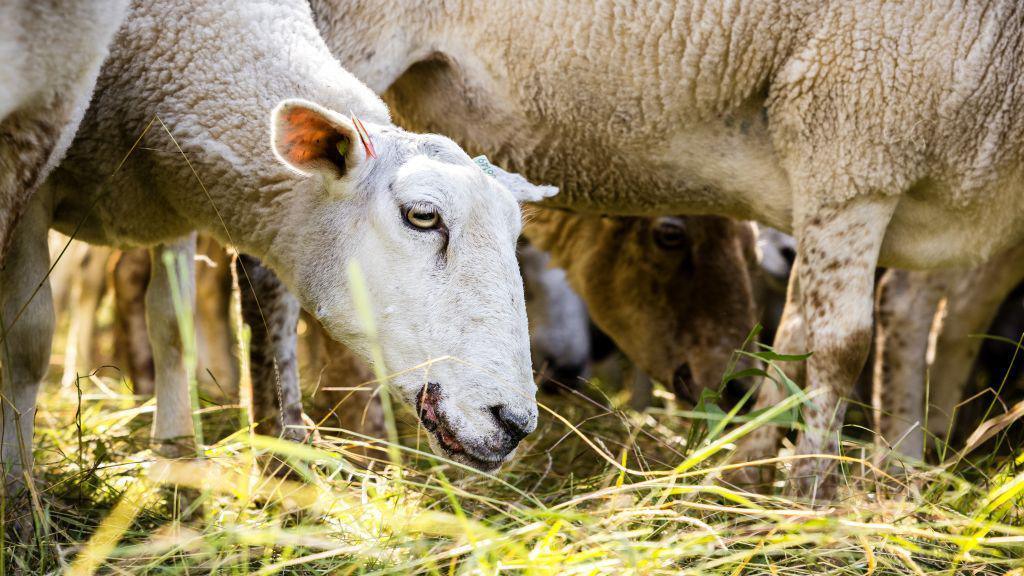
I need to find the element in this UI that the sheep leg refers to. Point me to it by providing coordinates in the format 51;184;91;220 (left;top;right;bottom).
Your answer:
194;240;238;400
236;254;305;442
787;197;897;501
924;244;1024;449
113;248;155;396
146;234;198;457
0;107;62;263
66;246;110;384
0;194;54;497
873;269;946;462
724;260;806;491
320;329;387;445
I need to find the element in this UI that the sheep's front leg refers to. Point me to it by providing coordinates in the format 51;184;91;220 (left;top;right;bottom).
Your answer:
787;197;897;501
236;254;305;442
0;195;54;496
725;261;806;491
319;329;386;442
146;234;198;457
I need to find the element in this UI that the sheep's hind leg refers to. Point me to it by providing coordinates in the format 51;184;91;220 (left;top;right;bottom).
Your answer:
113;248;155;396
236;254;305;442
787;196;897;501
0;193;54;535
924;245;1024;451
873;269;946;463
146;234;198;458
318;329;387;457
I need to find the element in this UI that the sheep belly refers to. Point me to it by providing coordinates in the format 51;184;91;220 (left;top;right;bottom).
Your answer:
880;176;1024;270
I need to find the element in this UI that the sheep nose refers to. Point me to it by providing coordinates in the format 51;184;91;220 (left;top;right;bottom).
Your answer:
672;363;698;404
489;404;534;445
538;356;588;393
552;363;587;386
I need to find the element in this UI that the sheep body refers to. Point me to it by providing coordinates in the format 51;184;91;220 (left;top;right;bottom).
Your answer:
2;0;550;493
47;0;389;254
313;0;1024;268
310;0;1024;497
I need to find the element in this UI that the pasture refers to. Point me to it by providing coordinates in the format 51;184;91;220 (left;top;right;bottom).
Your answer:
6;1;1024;574
2;270;1021;575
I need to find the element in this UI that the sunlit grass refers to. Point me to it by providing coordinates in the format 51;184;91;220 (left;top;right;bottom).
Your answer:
6;257;1024;574
4;349;1023;576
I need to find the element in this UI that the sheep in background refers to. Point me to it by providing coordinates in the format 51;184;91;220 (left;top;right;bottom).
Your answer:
310;0;1024;498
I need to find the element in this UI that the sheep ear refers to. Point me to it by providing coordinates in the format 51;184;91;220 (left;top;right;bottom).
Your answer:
490;164;559;203
271;99;365;178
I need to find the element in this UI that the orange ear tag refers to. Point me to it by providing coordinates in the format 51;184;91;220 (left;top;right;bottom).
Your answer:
350;114;377;159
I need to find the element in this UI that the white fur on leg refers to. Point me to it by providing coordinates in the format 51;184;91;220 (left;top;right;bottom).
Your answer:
0;194;54;492
788;197;898;500
924;244;1024;444
145;233;198;457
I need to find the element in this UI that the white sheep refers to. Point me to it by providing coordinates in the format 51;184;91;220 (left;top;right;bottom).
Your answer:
310;0;1024;498
1;0;557;494
0;1;129;259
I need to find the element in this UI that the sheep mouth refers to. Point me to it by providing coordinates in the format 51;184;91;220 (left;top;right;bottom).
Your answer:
416;383;504;471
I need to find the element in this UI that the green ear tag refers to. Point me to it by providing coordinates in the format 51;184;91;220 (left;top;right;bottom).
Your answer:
336;138;349;156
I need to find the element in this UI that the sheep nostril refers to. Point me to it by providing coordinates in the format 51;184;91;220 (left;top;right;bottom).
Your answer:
489;405;531;445
552;363;587;385
539;357;587;393
780;245;797;268
416;382;442;429
722;378;749;409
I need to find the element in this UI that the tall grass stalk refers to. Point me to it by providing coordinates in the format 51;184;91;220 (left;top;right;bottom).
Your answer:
347;260;402;469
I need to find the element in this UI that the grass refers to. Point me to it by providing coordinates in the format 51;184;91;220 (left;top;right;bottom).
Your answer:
3;342;1024;575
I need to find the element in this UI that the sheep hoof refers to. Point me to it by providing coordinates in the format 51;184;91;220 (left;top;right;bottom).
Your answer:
152;435;198;460
785;458;839;503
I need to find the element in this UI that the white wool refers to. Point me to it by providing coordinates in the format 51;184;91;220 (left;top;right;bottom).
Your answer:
307;0;1024;496
311;0;1024;269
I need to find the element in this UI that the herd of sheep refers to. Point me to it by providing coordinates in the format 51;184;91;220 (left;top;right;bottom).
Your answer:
3;0;1024;519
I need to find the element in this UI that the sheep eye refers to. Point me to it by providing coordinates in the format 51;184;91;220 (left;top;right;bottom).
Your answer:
404;205;441;230
653;217;689;250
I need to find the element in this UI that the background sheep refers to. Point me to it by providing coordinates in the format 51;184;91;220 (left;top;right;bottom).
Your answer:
309;0;1024;498
524;209;759;403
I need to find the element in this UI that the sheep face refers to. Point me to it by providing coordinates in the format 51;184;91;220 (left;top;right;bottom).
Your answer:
271;99;556;471
525;210;759;406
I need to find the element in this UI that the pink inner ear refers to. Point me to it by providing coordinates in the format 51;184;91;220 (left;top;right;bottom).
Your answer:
279;108;337;167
